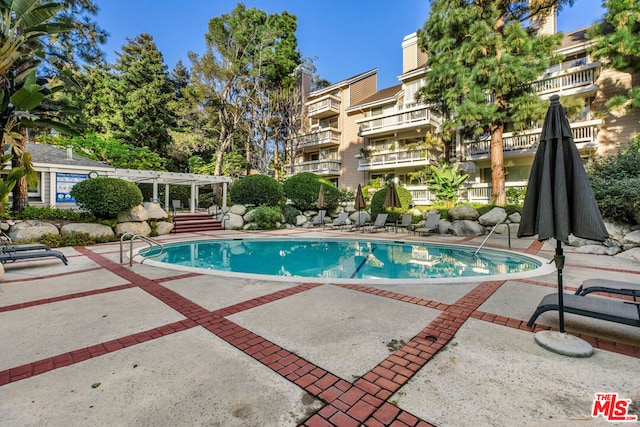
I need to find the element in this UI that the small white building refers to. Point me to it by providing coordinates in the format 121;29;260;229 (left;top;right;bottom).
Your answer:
4;143;230;212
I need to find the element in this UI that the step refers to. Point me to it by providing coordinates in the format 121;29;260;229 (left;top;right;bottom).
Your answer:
172;215;223;233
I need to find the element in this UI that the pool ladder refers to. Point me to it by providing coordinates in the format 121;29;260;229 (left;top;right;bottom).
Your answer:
474;220;511;257
120;233;165;266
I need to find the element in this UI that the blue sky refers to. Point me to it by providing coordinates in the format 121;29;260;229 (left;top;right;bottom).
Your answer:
95;0;606;89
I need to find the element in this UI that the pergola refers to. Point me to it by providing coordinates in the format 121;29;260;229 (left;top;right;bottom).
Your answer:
109;169;232;213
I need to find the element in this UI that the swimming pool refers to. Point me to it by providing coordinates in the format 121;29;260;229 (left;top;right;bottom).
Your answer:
136;238;554;284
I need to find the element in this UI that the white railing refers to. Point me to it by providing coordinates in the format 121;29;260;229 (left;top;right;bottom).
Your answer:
307;97;340;117
532;62;599;95
407;181;528;206
358;149;432;170
294;128;341;149
292;159;341;175
463;120;601;157
357;104;442;135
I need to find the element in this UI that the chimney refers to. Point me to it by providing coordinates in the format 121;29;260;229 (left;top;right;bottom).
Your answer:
66;145;73;160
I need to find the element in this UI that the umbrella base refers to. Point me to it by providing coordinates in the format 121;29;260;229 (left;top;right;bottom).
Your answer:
534;331;594;358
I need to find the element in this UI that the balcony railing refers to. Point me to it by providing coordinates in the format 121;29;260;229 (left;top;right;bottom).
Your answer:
407;181;528;206
306;96;340;119
293;128;341;150
291;159;341;175
357;104;442;137
461;120;601;159
358;148;432;171
532;62;600;97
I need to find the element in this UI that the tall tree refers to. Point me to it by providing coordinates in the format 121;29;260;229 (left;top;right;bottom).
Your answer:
587;0;640;112
187;3;300;176
417;0;566;205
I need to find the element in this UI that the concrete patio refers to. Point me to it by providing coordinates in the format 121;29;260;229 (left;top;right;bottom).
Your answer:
0;228;638;426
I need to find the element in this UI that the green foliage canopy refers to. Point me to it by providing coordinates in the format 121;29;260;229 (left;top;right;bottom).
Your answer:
370;186;413;222
229;174;283;206
282;172;340;211
70;177;143;218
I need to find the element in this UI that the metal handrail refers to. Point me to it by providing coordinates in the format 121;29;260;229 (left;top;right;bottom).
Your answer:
474;220;511;257
120;233;164;266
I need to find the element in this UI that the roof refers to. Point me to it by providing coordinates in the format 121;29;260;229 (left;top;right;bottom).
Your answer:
308;69;378;98
108;169;232;186
560;27;589;50
350;84;403;110
26;143;114;170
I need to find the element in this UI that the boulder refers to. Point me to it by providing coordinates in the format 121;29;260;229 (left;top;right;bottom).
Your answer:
114;221;151;237
449;220;486;236
615;247;640;263
225;212;244;230
230;204;247;216
9;220;59;242
296;215;308;226
0;222;9;231
508;212;521;223
478;207;507;226
117;205;150;222
622;230;640;250
568;235;604;247
494;223;519;235
437;219;451;235
448;205;480;221
61;223;115;239
349;211;370;224
574;245;610;255
155;221;174;236
143;202;168;220
604;222;632;244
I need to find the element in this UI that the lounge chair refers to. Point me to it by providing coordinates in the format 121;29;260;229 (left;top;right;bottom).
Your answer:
0;246;68;265
527;293;640;328
349;213;368;232
308;209;327;228
365;213;388;233
326;211;349;230
414;213;441;236
1;243;53;253
395;214;413;233
575;279;640;300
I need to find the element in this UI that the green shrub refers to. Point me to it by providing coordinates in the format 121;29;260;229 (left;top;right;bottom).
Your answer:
370;186;413;223
281;204;301;225
15;206;93;221
38;233;63;248
249;205;284;230
38;231;96;248
588;134;640;224
282;172;340;211
506;187;526;205
229;174;283;206
70;177;143;219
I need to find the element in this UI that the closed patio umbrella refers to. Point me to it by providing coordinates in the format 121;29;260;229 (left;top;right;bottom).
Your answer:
317;185;325;210
383;183;402;209
518;95;608;356
354;184;366;231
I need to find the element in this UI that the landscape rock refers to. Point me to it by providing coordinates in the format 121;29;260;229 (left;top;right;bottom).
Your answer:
574;245;610;255
60;223;115;239
449;220;486;236
225;212;244;230
143;202;168;220
118;205;150;222
230;204;247;216
622;230;640;250
296;215;308;226
155;221;174;235
478;207;507;226
9;220;59;242
614;247;640;263
448;205;480;221
508;212;521;223
494;223;519;235
349;211;370;224
604;222;632;244
114;221;151;237
567;235;604;247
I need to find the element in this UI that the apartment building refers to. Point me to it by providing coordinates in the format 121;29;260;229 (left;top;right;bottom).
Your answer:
290;17;640;205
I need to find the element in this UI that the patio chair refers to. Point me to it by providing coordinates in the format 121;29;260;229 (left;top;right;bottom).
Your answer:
527;293;640;328
349;213;368;232
0;247;68;265
326;211;349;230
1;243;53;253
395;214;413;233
308;209;327;228
365;213;388;233
414;213;441;236
575;279;640;300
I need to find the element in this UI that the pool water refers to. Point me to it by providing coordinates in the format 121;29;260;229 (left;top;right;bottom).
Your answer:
138;238;544;281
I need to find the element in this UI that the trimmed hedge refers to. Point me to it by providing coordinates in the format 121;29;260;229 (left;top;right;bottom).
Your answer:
70;177;143;219
370;186;413;223
282;172;340;211
229;174;283;206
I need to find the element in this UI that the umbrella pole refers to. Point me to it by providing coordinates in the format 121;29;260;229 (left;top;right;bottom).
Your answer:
555;240;566;333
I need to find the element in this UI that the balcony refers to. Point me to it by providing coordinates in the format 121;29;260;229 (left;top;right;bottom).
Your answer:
406;181;528;206
357;103;442;137
358;148;432;171
291;159;341;176
532;62;600;98
306;95;341;119
459;119;601;160
293;128;341;150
